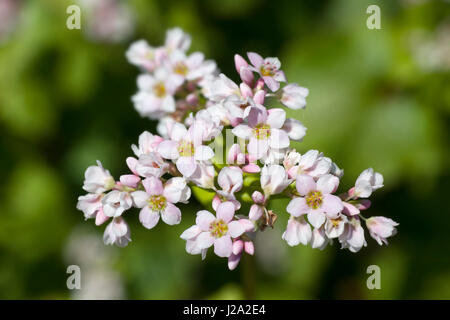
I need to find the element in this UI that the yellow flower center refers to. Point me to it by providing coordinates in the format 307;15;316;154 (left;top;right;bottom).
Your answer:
148;195;166;211
330;217;342;227
177;140;195;157
153;82;166;98
306;190;323;209
253;124;271;140
174;62;188;76
260;64;276;77
209;219;228;238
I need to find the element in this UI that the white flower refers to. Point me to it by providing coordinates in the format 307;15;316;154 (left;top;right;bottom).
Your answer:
260;165;292;197
103;217;131;247
280;84;309;110
82;160;115;194
354;168;384;198
282;216;312;246
102;190;133;218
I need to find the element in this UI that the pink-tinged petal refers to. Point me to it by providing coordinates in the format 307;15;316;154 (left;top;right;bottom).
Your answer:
240;83;253;99
126;157;139;174
196;210;216;231
263;76;280;92
139;206;160;229
248;137;269;159
242;163;261;173
143;176;163;195
157;140;179;159
232;240;244;255
244;241;254;255
180;225;201;240
234;54;249;73
274;70;286;82
214;235;233;257
239;67;254;86
239;219;255;232
252;191;265;204
316;174;340;194
197;232;215;249
161;202;181;225
231;124;252;139
228;253;241;270
95;208;109;226
176;156;197;177
247;52;264;68
296;174;316;196
308;210;326;228
120;174;140;188
282;218;301;246
131;190;149;208
212;195;221;211
286;197;309;217
216;201;235;223
266;108;286;129
249;204;263;220
322;194;344;218
268;128;290;149
194;145;214;161
169;122;188;141
253;90;266;104
228;221;245;238
247;105;267;127
342;202;360;216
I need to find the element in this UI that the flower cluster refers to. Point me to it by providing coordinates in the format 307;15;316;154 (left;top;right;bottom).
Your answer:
77;28;398;270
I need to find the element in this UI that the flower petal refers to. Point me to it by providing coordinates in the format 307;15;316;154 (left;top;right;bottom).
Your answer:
213;235;233;257
228;221;245;238
216;201;235;223
196;210;215;231
286;197;309;217
139;206;160;229
295;174;316;196
161;202;181;225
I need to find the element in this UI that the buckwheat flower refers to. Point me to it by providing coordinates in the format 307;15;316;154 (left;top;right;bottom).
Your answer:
366;216;399;245
324;214;348;238
228;238;254;270
169;50;216;82
132;176;190;229
181;202;247;258
311;227;331;250
82;161;115;194
339;217;366;252
280;84;309;110
102;190;133;218
132;69;183;119
131;131;164;157
247;52;286;92
282;216;312;246
103;217;131;247
157;122;214;177
287;150;332;179
217;167;244;198
134;153;169;178
353;168;384;198
126;39;156;71
165;27;191;52
77;193;103;220
260;165;292;197
232;105;290;159
283;150;302;172
287;174;343;228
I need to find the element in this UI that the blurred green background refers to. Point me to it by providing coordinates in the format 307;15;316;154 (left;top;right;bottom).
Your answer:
0;0;449;299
